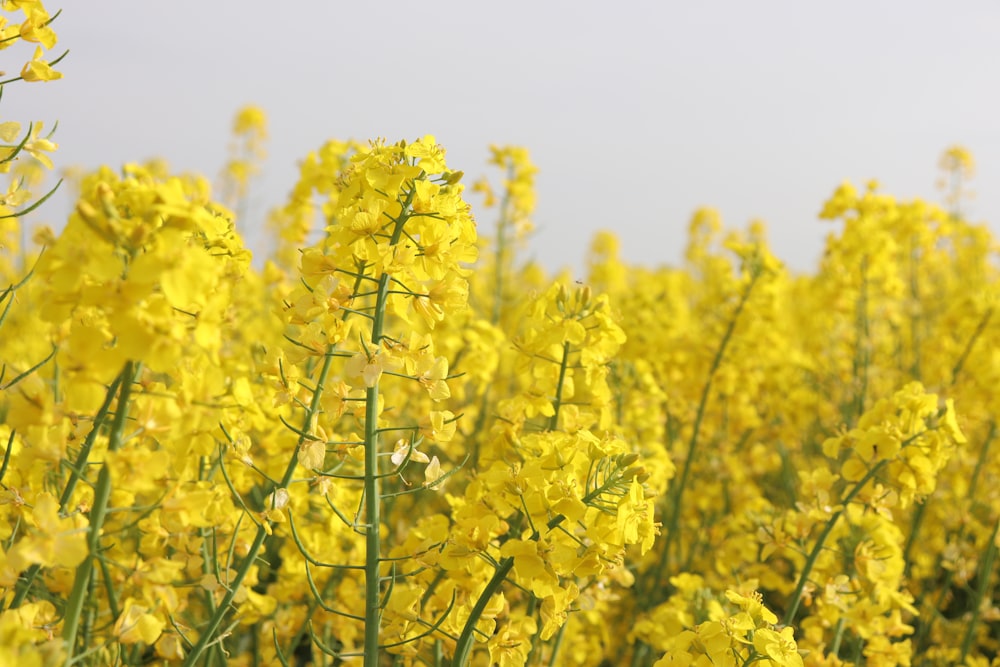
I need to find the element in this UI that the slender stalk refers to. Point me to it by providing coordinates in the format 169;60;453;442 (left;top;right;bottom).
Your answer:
452;475;623;665
782;459;888;625
829;617;847;657
362;196;412;666
908;238;921;380
63;361;136;660
7;368;127;611
913;422;995;654
628;642;649;667
547;342;571;431
363;382;382;665
960;517;1000;662
950;308;993;386
182;352;336;666
547;620;569;666
850;258;870;424
452;559;514;666
491;165;514;326
648;270;760;595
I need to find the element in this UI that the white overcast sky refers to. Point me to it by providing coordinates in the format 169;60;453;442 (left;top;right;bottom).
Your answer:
6;1;1000;274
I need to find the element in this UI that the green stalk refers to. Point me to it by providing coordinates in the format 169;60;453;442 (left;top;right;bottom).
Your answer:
362;198;412;666
850;259;870;424
547;342;571;432
182;351;336;666
912;422;995;654
7;369;126;611
782;459;888;625
547;620;568;666
452;473;625;665
452;558;514;667
950;308;993;386
628;643;649;667
960;517;1000;662
908;239;921;380
647;270;760;596
490;165;514;326
829;617;847;657
902;500;928;577
63;360;136;661
363;382;382;665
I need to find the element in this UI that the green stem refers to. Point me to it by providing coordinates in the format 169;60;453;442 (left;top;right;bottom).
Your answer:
902;500;928;577
782;459;889;626
547;342;571;431
912;423;994;653
547;620;568;666
360;194;412;667
649;271;760;595
452;558;515;666
182;350;336;666
491;165;514;326
950;308;993;386
908;239;921;380
7;369;127;612
452;476;618;666
59;370;127;509
363;382;382;666
960;517;1000;662
628;642;649;667
851;258;870;424
829;617;846;656
63;360;136;661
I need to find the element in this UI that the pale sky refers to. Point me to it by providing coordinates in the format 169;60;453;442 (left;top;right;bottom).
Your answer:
7;0;1000;274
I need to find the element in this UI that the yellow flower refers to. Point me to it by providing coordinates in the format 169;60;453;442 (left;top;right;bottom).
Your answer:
725;589;778;627
20;45;61;82
423;455;444;487
391;438;430;467
404;135;447;174
21;120;57;168
617;477;658;554
344;347;388;388
5;493;88;571
114;599;165;645
17;4;58;49
752;627;803;667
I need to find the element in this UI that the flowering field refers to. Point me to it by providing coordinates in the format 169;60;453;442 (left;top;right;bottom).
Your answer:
3;5;1000;667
